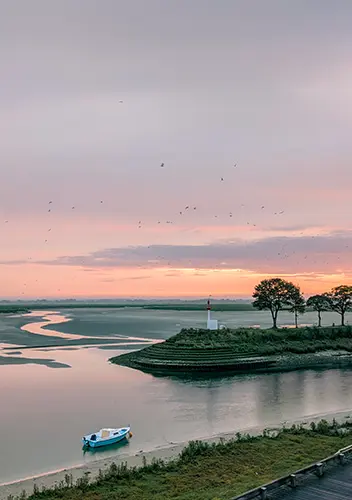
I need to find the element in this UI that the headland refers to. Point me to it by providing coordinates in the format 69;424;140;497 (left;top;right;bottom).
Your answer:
110;325;352;375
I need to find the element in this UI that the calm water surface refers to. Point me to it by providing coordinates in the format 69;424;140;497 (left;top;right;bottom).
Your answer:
0;308;352;484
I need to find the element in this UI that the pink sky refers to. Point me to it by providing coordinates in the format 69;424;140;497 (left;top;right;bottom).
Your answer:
1;1;351;299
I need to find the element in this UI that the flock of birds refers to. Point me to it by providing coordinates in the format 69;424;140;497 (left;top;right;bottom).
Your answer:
2;158;349;295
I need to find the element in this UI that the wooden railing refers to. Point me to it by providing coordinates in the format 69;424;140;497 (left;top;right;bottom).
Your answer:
231;443;352;499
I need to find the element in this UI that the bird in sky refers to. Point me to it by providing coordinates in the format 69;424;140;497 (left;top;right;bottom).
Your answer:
160;162;164;167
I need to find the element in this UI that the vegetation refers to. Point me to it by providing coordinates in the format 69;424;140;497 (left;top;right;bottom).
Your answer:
8;420;352;500
253;278;352;328
141;303;253;311
111;324;352;373
0;302;253;314
306;294;330;327
252;278;305;329
0;305;30;314
327;285;352;327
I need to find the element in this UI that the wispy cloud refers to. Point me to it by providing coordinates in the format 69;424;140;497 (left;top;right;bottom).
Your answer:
3;230;350;275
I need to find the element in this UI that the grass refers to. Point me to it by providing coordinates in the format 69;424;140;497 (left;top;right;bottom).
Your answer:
9;420;352;500
111;325;352;373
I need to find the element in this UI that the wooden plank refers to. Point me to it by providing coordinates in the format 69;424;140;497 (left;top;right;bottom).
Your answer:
280;463;352;499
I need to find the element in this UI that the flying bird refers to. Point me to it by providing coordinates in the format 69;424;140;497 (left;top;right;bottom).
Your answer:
160;162;165;167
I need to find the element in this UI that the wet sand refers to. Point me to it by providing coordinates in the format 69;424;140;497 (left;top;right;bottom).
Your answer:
1;409;351;500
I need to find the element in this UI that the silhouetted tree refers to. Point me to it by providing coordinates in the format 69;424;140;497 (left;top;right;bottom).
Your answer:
327;285;352;326
287;288;306;328
252;278;303;329
306;294;330;327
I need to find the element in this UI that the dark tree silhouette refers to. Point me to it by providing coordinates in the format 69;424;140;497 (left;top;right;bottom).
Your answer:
252;278;303;329
327;285;352;326
286;288;306;328
306;294;330;327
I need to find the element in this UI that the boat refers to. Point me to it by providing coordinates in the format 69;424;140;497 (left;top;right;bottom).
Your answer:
82;426;132;448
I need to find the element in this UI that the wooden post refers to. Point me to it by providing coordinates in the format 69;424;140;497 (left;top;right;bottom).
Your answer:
290;474;297;488
260;486;267;499
338;452;345;465
316;463;324;477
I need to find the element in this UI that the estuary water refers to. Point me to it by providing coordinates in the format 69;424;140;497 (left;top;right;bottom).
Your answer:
0;307;351;484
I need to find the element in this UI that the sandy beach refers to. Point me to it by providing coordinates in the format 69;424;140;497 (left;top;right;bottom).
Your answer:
1;408;352;499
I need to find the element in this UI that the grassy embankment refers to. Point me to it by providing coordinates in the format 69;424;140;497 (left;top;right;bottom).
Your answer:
8;420;352;500
111;325;352;374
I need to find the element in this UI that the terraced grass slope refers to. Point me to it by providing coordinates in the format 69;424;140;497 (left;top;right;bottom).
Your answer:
110;325;352;374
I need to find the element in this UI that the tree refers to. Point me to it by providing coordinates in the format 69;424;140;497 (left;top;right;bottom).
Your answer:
306;294;330;327
252;278;304;329
287;289;306;328
327;285;352;326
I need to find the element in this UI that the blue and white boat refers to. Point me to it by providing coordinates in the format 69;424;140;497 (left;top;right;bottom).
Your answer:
82;426;132;448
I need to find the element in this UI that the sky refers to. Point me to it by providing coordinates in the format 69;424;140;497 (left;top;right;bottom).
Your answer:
0;0;351;299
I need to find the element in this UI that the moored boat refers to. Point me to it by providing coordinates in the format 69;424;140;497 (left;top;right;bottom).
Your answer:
82;426;132;448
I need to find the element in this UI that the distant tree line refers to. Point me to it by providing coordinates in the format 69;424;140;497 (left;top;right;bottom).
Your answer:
252;278;352;329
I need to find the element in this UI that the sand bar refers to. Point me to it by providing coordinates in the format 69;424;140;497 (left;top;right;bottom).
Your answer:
1;408;352;499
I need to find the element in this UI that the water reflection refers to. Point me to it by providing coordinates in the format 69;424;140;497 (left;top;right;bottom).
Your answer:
1;309;352;484
1;345;352;484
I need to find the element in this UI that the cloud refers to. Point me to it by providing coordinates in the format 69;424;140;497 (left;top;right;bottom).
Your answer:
3;230;350;275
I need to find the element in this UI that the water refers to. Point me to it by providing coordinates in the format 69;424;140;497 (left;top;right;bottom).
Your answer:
0;307;351;484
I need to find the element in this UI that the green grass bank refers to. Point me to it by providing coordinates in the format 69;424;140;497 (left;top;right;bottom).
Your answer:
110;325;352;374
7;420;352;500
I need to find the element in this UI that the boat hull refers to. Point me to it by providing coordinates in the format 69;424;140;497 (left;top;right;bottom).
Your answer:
82;427;130;448
86;433;128;448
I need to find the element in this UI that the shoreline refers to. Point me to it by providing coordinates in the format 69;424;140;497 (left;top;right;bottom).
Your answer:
1;408;352;500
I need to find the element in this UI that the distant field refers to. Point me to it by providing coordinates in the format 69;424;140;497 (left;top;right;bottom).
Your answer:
0;302;254;313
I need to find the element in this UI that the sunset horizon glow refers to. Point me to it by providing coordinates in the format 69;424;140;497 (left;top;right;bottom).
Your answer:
1;2;351;299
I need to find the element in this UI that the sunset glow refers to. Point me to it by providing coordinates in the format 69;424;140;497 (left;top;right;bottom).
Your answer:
1;2;351;299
